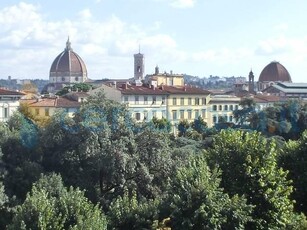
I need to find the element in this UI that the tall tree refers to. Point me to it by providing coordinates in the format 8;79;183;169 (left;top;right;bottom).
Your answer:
233;97;256;126
279;130;307;214
9;174;107;230
165;155;253;229
206;130;307;229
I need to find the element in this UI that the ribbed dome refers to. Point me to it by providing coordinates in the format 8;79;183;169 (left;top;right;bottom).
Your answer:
49;38;87;84
259;61;291;83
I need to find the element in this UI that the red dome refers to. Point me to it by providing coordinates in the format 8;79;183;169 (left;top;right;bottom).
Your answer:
49;39;87;81
259;61;291;82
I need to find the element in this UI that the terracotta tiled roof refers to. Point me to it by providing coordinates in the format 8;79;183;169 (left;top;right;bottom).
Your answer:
252;95;281;103
118;85;169;95
117;84;211;95
259;61;292;82
163;85;211;95
0;88;24;96
50;39;87;79
28;97;81;108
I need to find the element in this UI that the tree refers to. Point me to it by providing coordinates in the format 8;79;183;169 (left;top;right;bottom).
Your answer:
233;97;256;126
248;100;307;140
150;117;171;133
2;113;42;201
0;148;9;228
279;130;307;214
56;83;93;96
177;119;190;137
107;190;160;229
165;155;253;229
191;116;207;134
9;174;107;230
206;130;307;229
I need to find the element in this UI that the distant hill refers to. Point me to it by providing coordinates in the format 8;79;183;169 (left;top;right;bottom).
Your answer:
0;78;49;93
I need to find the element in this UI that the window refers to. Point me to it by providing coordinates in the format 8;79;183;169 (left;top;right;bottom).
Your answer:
195;98;200;105
219;105;222;111
152;110;157;118
230;105;234;111
45;108;49;117
180;110;184;119
230;116;233;122
162;96;166;105
224;105;228;111
201;109;206;118
135;112;141;121
188;110;192;119
188;98;192;105
152;96;156;105
4;108;8;118
172;110;177;120
202;98;206;105
35;108;39;116
235;105;239;110
135;96;139;104
62;77;65;82
195;109;199;118
144;96;148;104
213;116;217;123
180;98;184;105
213;105;217;111
75;77;79;81
173;97;177;105
144;111;148;121
124;96;129;103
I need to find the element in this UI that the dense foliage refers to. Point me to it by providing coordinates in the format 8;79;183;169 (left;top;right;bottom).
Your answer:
1;92;307;229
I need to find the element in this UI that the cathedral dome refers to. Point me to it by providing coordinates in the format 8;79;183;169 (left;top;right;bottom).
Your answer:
49;38;87;84
258;61;291;83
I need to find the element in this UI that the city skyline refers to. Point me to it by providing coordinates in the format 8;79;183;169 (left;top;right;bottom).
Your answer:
0;0;307;82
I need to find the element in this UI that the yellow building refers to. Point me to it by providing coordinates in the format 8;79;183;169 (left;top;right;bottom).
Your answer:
163;85;211;132
22;95;83;121
146;66;184;87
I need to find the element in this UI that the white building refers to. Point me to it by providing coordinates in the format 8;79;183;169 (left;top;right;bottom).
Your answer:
0;88;24;122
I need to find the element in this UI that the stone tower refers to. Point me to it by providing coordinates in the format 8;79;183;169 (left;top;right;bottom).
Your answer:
248;69;255;94
134;48;144;80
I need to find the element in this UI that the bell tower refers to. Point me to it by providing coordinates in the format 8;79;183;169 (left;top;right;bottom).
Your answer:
134;46;144;80
248;69;255;94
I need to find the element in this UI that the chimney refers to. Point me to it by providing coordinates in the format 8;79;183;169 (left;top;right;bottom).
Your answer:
122;83;127;89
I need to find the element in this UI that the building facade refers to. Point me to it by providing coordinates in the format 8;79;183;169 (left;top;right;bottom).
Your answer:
0;88;24;122
118;84;168;122
208;94;241;126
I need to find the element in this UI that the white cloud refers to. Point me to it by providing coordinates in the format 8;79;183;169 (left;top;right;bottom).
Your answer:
170;0;196;8
0;2;186;79
153;0;196;8
78;9;92;20
256;36;290;56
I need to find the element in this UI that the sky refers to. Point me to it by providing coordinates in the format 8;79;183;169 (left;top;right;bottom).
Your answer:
0;0;307;82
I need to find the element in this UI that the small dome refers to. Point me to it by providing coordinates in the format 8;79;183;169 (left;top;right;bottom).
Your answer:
49;38;87;84
259;61;291;82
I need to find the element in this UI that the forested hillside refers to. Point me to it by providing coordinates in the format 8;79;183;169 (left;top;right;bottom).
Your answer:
1;92;307;229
